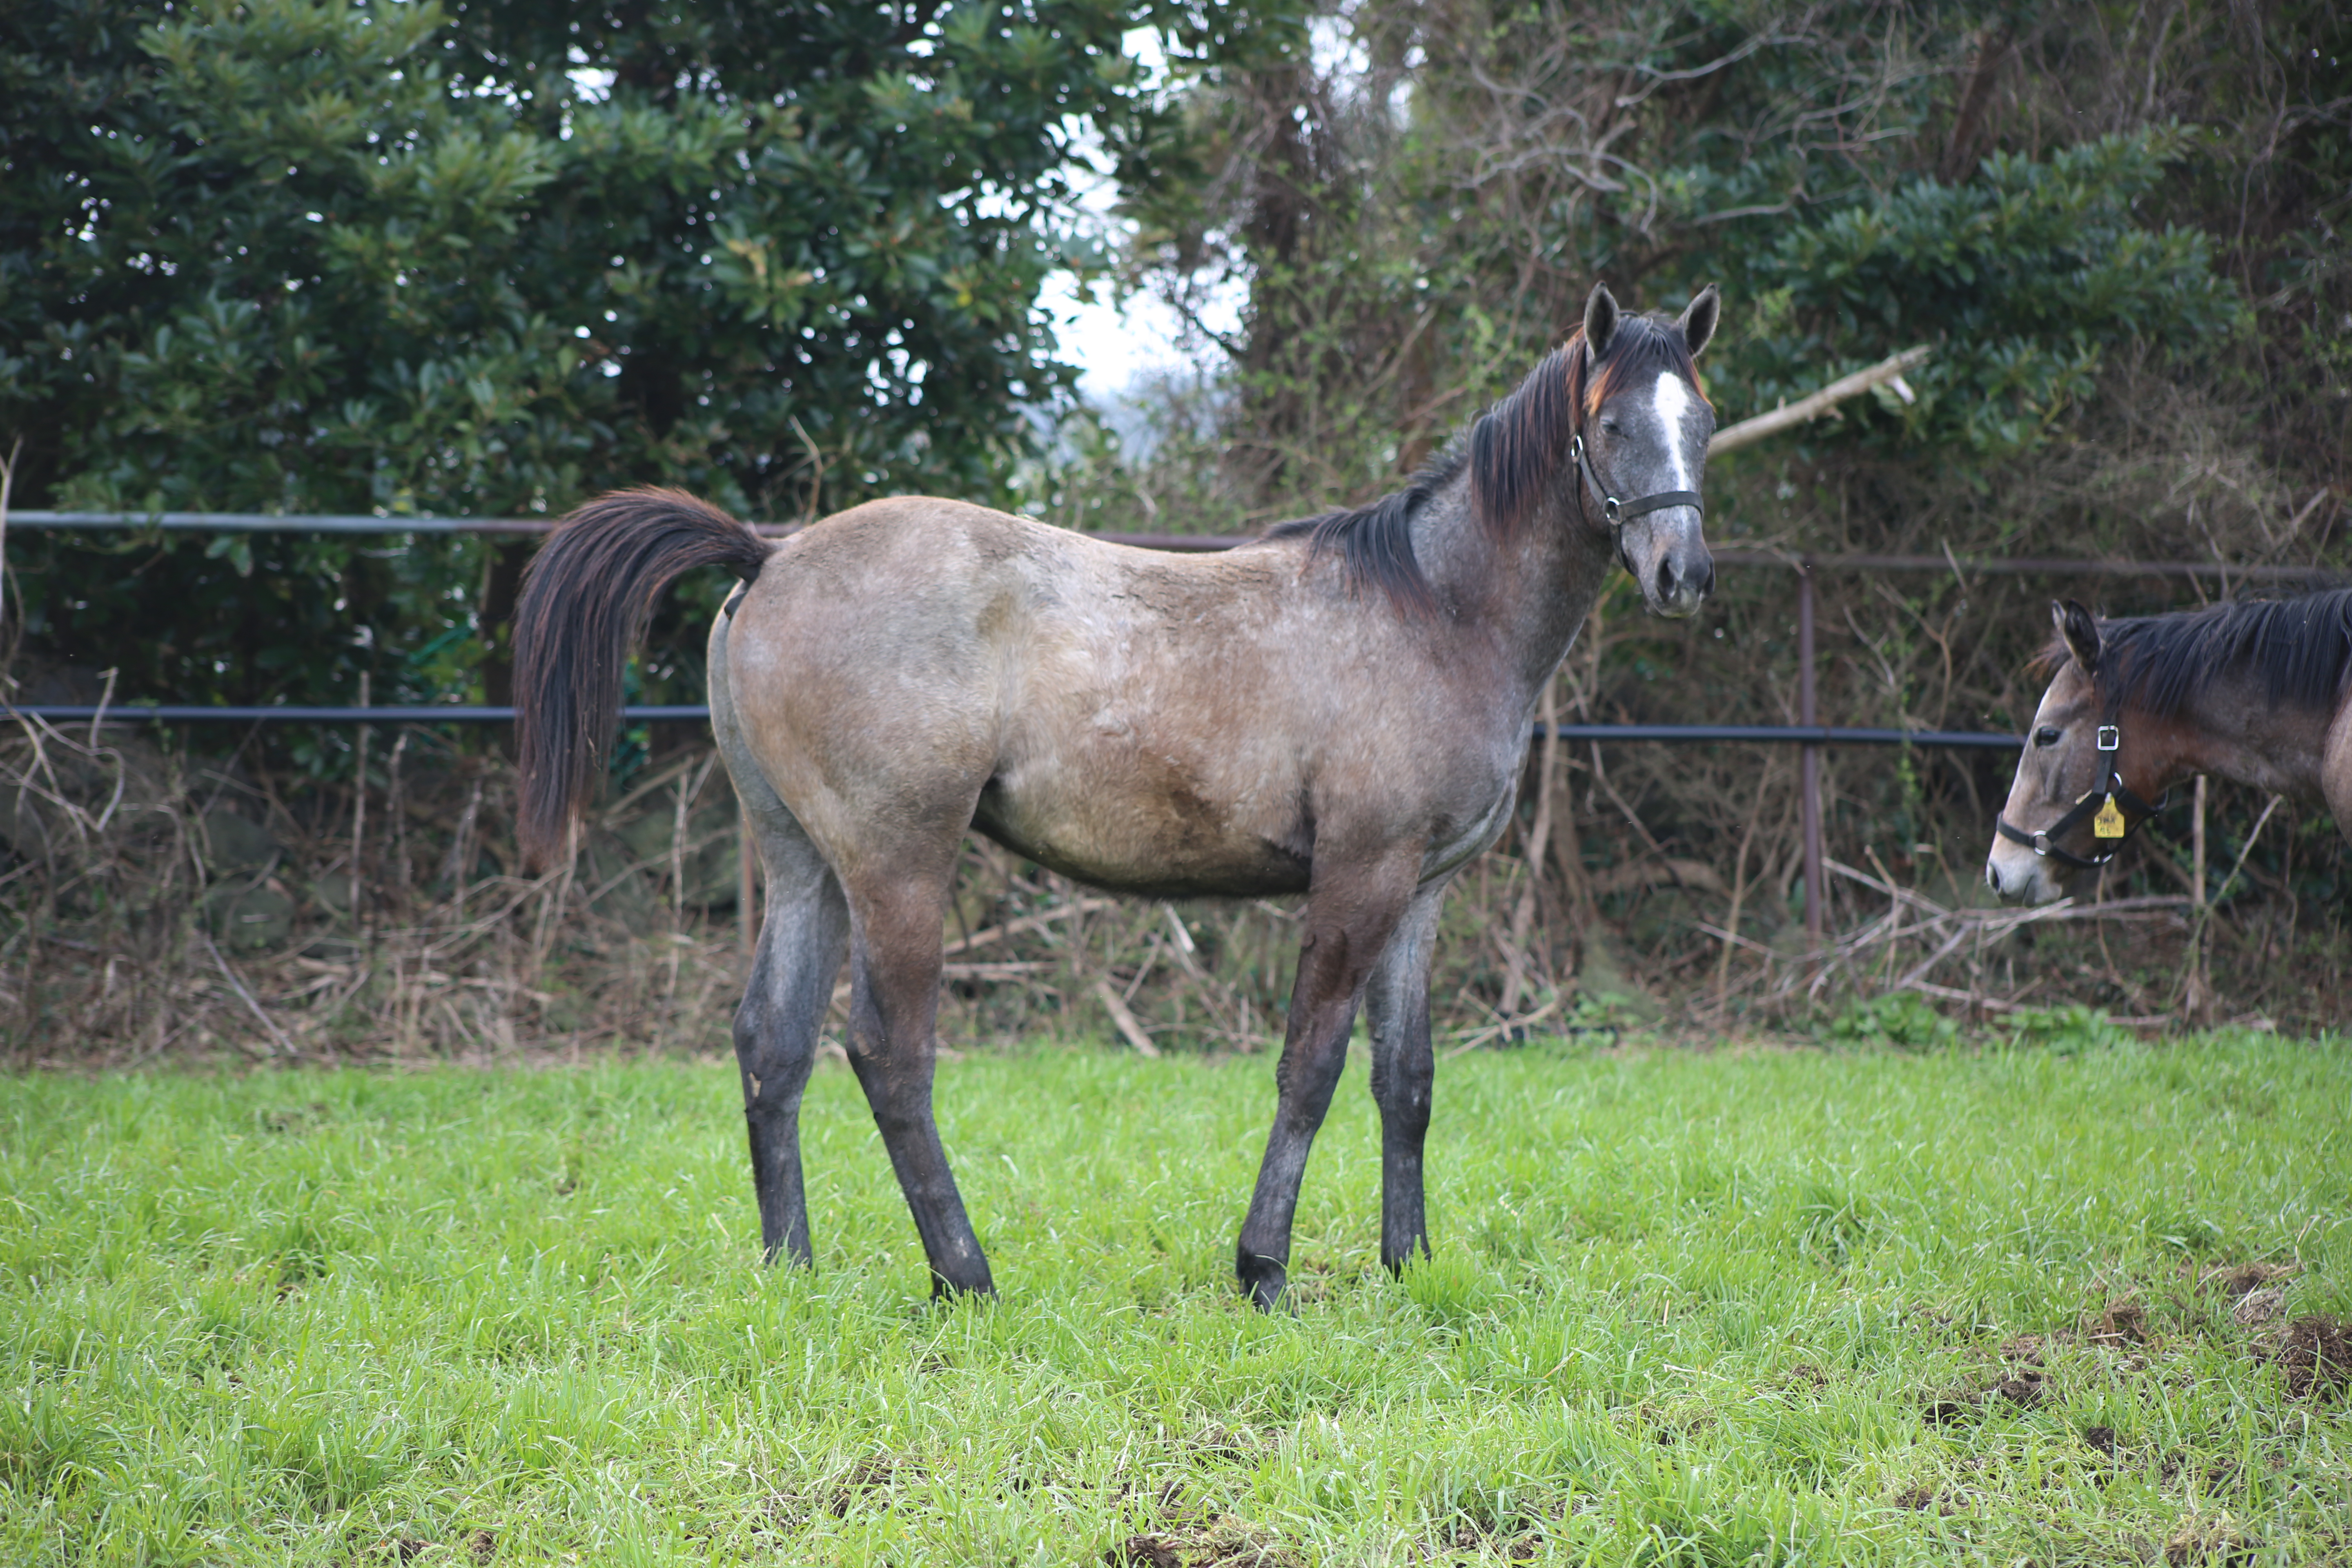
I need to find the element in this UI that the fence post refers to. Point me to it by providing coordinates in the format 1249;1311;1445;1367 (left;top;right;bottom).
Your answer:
1798;564;1824;951
352;670;372;932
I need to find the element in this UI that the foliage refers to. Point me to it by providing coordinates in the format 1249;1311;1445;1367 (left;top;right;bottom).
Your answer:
1826;991;1958;1051
1728;129;2245;456
2002;1003;2143;1056
1113;0;2312;513
2;1042;2347;1561
1083;0;2351;1027
0;0;1182;711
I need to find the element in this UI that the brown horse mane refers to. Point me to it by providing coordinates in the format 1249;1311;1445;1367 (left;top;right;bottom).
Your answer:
2039;587;2352;716
1264;314;1706;614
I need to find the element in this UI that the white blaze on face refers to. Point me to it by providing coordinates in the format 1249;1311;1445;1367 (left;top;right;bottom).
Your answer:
1652;369;1696;491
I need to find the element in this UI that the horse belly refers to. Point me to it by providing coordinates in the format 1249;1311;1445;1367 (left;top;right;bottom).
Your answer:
969;764;1312;900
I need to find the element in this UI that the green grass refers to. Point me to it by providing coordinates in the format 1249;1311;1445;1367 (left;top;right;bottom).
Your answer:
3;1033;2348;1566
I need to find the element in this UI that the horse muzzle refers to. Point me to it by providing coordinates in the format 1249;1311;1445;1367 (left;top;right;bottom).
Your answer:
1622;509;1713;618
1983;837;2066;905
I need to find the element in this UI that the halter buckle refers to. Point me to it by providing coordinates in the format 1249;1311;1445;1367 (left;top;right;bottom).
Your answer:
2096;725;2119;752
1602;496;1621;525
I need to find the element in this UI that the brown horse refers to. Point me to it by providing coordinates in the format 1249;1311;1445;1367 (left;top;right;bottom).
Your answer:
513;282;1722;1307
1986;593;2352;906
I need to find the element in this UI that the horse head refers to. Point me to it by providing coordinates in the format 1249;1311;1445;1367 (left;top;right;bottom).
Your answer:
1985;600;2167;904
1575;282;1719;618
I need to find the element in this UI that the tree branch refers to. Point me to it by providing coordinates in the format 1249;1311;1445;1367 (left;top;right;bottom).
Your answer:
1708;345;1932;455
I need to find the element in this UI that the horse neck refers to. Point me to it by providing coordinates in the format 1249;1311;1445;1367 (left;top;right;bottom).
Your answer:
1410;474;1615;701
2152;674;2336;802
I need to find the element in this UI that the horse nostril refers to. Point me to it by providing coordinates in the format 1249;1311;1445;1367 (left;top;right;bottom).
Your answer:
1655;558;1680;602
1984;864;1999;891
1697;561;1716;600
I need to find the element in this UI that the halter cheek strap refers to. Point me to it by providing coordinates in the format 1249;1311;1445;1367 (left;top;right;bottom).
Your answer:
1995;722;2165;871
1569;431;1705;529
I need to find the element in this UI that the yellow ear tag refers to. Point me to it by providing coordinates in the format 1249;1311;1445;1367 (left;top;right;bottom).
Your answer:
2093;795;2127;839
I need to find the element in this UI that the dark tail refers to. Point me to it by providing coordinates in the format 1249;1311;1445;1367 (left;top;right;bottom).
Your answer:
512;487;772;869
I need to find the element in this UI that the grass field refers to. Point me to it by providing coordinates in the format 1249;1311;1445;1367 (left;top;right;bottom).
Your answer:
2;1030;2348;1566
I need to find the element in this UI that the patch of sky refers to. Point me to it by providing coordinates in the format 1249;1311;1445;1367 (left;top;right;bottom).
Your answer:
1035;27;1244;454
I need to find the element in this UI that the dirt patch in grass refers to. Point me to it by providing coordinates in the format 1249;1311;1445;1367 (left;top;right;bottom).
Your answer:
1104;1511;1303;1566
1414;1516;1544;1561
1925;1337;2051;1423
2230;1287;2287;1327
2255;1316;2350;1400
1991;1372;2045;1409
2082;1301;2149;1346
365;1535;492;1564
759;1452;927;1531
1891;1484;1967;1515
2196;1261;2299;1328
1178;1423;1277;1467
2201;1262;2299;1298
1780;1362;1830;1390
258;1101;330;1134
2165;1512;2259;1566
825;1453;919;1515
1101;1481;1305;1568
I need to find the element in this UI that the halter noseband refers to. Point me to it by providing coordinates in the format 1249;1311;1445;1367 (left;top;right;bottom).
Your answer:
1994;720;2165;871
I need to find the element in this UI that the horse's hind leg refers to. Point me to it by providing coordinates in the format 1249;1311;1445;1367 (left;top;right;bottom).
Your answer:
733;799;849;1266
1364;880;1447;1273
840;863;996;1297
712;589;848;1267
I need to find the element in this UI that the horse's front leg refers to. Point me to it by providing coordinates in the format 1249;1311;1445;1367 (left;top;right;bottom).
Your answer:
1236;850;1423;1310
1363;879;1448;1273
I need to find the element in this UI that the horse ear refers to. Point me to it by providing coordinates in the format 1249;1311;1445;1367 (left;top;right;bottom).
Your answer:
1583;282;1619;359
1677;284;1720;358
2053;599;2102;673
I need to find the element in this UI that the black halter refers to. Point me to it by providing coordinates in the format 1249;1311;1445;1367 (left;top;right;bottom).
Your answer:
1994;721;2166;871
1569;429;1705;533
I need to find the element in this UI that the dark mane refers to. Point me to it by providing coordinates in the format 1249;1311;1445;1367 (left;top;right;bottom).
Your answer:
1262;447;1467;619
1265;314;1705;614
2051;588;2352;717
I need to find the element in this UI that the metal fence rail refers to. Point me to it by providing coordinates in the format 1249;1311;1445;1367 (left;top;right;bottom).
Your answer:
7;704;710;724
1;706;2030;748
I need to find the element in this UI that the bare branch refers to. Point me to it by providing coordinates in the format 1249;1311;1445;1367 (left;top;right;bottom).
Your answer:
1710;346;1933;455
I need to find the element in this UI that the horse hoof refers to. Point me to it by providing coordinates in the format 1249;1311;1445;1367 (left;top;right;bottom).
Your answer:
1237;1269;1287;1312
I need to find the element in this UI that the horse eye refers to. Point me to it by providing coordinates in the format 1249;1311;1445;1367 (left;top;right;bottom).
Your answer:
2035;726;2061;747
1598;418;1619;434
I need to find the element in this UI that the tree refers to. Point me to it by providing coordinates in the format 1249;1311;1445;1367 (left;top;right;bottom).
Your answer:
1;0;1181;714
1112;0;2351;515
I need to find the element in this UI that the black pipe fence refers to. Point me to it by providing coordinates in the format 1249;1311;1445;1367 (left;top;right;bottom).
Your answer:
11;508;2336;942
3;706;2026;751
